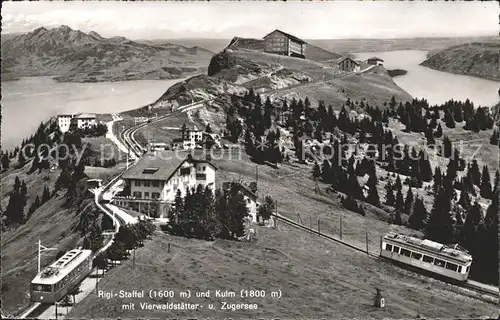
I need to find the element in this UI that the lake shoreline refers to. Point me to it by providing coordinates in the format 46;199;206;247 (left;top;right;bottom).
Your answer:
418;62;500;82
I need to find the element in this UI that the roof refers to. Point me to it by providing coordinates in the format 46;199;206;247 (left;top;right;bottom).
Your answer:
264;29;307;44
368;57;384;62
32;249;93;285
122;151;217;182
58;114;74;118
384;233;472;263
74;113;96;119
222;181;258;200
338;57;360;66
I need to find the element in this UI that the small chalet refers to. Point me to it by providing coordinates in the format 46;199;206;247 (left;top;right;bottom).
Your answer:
367;57;384;66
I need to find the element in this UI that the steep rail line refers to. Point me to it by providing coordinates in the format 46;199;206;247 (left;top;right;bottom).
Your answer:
271;212;499;300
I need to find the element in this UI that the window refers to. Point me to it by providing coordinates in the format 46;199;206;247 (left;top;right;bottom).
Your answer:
135;180;141;187
180;167;191;175
144;180;151;187
411;252;422;260
133;191;142;198
445;262;458;272
466;266;470;272
433;258;445;268
400;248;411;257
203;166;206;171
152;192;160;199
392;246;400;254
385;244;393;251
152;180;159;187
423;255;434;263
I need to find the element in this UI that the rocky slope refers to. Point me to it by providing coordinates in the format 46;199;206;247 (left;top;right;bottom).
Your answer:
1;26;215;83
420;42;500;81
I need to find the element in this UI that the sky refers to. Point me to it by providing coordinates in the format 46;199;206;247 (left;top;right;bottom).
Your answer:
2;1;498;40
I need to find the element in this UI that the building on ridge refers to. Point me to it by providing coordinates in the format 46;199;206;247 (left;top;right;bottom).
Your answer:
263;29;307;59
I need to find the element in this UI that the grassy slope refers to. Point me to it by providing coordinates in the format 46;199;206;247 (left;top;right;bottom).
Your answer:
69;220;496;319
0;159;91;314
420;42;500;81
70;148;496;318
275;65;412;109
0;154;121;315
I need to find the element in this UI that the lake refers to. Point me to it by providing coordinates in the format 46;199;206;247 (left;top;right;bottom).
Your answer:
355;50;500;107
3;51;500;150
1;77;186;150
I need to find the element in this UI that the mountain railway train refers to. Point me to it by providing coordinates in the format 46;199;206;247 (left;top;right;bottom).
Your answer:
30;249;93;303
380;233;472;281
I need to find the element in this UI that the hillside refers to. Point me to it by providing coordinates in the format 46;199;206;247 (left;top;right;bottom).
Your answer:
420;42;500;81
68;148;498;319
1;26;215;83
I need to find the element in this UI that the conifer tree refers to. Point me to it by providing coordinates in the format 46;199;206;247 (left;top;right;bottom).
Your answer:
432;167;442;194
470;160;481;186
480;165;492;199
459;201;482;255
366;172;380;207
426;186;456;244
404;187;414;214
384;181;395;206
418;150;433;182
409;197;428;230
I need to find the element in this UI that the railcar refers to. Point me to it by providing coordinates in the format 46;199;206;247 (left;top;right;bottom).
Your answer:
31;249;93;303
380;233;472;282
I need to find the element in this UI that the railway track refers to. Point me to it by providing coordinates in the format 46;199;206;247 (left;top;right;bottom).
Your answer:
271;212;499;300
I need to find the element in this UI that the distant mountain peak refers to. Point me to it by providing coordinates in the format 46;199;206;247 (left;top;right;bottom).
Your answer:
32;26;47;35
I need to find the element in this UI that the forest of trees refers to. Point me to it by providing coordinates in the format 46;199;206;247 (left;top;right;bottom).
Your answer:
164;183;250;241
300;93;499;284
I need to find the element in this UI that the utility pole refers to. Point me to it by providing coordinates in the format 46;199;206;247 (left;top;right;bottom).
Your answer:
133;247;136;269
37;239;56;273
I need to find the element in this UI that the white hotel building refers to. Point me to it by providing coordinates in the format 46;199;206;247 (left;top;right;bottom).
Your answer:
57;113;97;133
115;151;217;217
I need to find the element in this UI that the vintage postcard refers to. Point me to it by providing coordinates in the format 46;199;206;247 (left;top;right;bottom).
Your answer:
1;1;499;319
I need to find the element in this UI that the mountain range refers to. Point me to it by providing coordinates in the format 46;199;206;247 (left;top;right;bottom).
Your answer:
1;26;215;83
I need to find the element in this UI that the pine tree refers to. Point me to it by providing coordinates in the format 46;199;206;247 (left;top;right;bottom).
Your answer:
384;181;395;206
4;177;26;225
442;135;452;158
458;190;471;209
1;154;10;171
404;187;414;214
470;160;481;186
459;201;483;256
393;210;403;225
480;165;492;199
426;187;456;244
418;150;433;182
17;151;26;168
395;185;404;212
42;185;51;204
347;174;364;200
432;167;442;194
321;160;332;183
366;172;380;207
409;197;428;230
